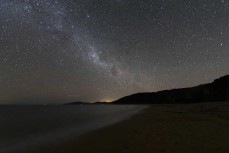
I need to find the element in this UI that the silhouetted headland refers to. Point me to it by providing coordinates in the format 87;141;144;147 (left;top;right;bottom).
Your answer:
65;75;229;105
113;75;229;104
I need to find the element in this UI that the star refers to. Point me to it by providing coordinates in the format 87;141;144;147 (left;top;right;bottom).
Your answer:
0;0;228;104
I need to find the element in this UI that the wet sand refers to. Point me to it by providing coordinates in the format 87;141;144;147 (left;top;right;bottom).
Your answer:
43;102;229;153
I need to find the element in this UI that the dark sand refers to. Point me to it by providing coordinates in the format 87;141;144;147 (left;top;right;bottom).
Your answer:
43;102;229;153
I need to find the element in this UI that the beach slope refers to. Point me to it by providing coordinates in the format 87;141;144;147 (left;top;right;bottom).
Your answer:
46;102;229;153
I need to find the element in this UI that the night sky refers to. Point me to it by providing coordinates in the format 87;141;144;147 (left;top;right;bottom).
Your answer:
0;0;228;104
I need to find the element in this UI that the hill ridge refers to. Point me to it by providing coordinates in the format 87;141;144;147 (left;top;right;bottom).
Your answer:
113;75;229;104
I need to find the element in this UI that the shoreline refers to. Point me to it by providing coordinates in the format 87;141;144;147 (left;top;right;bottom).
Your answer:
7;105;147;153
41;102;229;153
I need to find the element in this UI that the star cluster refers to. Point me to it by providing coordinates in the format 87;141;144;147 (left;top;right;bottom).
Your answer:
0;0;228;104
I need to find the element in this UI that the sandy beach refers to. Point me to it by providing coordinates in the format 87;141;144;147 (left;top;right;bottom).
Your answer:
39;102;229;153
1;0;228;152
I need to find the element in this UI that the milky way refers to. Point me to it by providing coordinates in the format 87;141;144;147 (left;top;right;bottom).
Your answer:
0;0;229;104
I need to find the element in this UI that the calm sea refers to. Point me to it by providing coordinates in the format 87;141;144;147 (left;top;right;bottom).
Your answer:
0;105;146;153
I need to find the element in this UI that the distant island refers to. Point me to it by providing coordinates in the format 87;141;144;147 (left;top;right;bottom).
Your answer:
65;75;229;105
64;101;109;105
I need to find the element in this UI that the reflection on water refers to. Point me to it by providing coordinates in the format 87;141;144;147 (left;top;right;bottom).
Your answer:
0;105;146;153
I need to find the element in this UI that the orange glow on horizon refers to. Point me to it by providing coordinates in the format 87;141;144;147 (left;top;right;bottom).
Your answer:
101;98;114;103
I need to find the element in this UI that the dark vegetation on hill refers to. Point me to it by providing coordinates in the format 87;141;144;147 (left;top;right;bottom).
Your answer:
113;75;229;104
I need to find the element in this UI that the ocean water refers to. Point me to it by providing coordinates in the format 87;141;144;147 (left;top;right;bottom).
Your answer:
0;105;146;153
